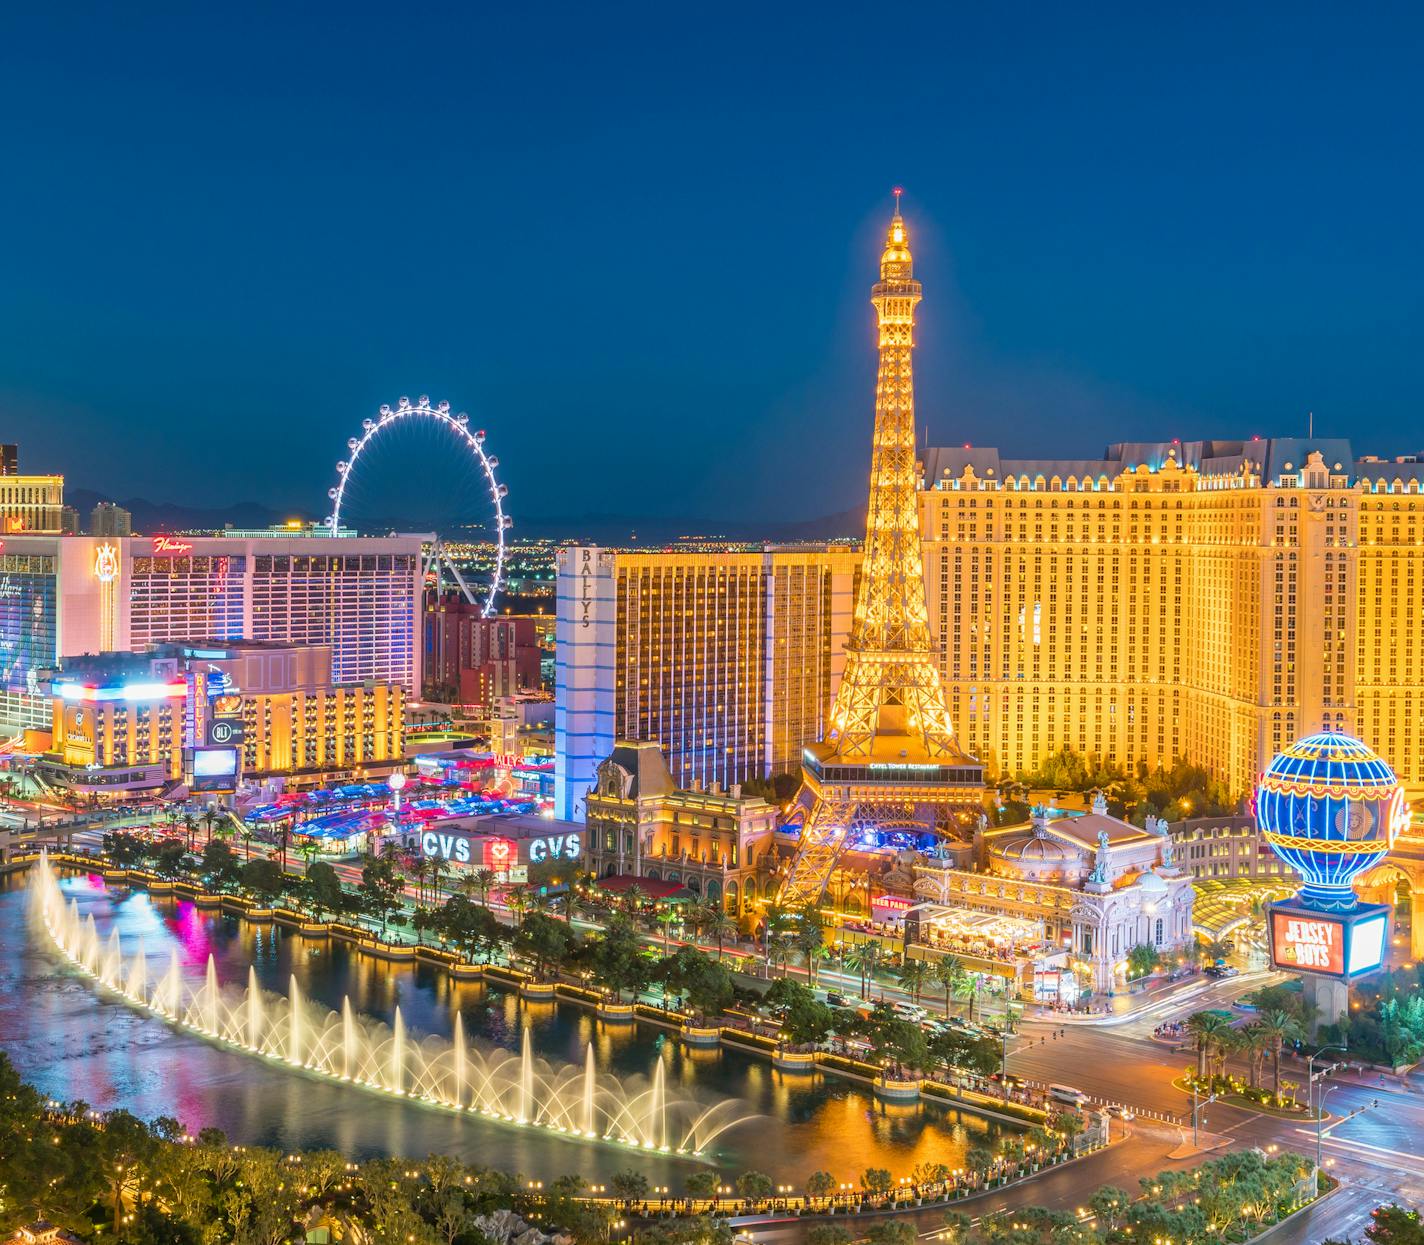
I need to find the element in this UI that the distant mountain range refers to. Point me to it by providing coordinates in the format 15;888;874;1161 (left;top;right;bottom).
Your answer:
67;489;318;535
66;488;864;544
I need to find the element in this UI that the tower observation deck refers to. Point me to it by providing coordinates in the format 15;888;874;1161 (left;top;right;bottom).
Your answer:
778;195;985;906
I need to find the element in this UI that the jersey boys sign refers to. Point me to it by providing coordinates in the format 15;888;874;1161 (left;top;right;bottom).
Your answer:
1270;912;1344;975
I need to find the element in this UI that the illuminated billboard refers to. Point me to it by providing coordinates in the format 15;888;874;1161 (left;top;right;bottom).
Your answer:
0;562;57;698
192;746;239;792
1267;899;1391;981
1270;911;1345;975
1347;913;1388;977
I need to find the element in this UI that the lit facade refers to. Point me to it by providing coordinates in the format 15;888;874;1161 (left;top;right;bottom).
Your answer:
909;795;1194;995
0;534;423;734
43;652;188;791
583;740;778;922
0;474;65;534
187;641;405;785
39;641;404;794
1169;815;1298;882
553;544;857;819
920;441;1424;800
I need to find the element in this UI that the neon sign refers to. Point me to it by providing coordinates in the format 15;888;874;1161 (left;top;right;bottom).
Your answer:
152;536;194;555
529;832;581;863
56;679;188;702
93;544;119;584
421;831;472;864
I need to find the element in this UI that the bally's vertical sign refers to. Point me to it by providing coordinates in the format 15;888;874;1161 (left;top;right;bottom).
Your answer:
579;547;594;628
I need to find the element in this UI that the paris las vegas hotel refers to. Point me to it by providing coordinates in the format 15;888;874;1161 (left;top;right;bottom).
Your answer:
556;438;1424;818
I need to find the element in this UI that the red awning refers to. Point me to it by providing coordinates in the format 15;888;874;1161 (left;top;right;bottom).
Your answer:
594;875;691;900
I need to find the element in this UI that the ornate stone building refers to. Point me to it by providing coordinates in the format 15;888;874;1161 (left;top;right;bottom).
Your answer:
910;794;1194;995
582;741;778;924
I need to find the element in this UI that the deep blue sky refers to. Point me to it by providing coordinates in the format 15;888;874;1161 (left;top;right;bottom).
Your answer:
3;4;1422;524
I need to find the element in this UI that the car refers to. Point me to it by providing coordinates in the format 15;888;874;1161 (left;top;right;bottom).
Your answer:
1048;1083;1090;1107
824;990;848;1008
890;1000;927;1023
1105;1104;1136;1120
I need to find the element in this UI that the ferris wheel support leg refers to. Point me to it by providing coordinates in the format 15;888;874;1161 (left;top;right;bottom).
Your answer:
440;547;480;608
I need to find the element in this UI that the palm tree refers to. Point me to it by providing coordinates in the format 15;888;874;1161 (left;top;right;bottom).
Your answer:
240;824;255;862
1256;1009;1303;1098
700;905;737;961
470;867;497;908
793;905;826;986
955;972;983;1023
933;954;967;1016
409;857;430;907
201;807;219;845
507;888;529;927
844;942;882;1000
1239;1023;1269;1089
1185;1010;1234;1081
183;813;199;851
760;902;793;977
622;884;647;924
656;907;681;955
428;856;447;906
297;839;320;875
896;958;932;1004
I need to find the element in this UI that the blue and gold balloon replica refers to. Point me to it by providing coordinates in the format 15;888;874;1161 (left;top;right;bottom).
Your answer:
1257;730;1408;912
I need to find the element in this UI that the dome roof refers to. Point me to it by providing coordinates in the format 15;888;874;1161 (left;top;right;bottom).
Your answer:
1259;730;1398;802
1135;869;1169;895
994;829;1077;864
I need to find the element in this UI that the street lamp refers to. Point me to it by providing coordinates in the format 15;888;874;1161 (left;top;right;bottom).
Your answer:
1190;1080;1217;1147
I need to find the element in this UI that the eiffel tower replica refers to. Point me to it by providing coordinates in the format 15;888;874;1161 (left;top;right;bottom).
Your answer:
779;193;984;907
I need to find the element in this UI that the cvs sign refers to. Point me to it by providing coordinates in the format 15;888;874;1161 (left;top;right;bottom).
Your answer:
529;832;581;863
420;831;472;864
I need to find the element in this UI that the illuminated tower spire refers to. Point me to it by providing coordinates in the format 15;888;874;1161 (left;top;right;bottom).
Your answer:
778;192;981;907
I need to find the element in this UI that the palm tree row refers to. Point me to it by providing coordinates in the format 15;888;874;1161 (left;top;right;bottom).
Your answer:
1185;1007;1302;1096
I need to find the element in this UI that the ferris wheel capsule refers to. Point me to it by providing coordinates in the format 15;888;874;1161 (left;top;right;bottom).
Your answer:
378;405;392;417
502;515;513;529
337;461;348;474
455;412;468;425
363;418;375;431
473;429;485;444
347;437;359;450
328;487;338;499
417;395;430;409
497;483;509;498
398;396;411;409
437;399;451;413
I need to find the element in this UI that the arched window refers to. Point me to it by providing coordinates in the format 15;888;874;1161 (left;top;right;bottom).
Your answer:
1154;917;1164;945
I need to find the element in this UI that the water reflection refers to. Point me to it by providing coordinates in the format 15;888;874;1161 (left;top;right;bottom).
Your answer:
0;869;1014;1183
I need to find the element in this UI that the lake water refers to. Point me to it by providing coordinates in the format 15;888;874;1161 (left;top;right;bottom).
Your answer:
0;868;1013;1187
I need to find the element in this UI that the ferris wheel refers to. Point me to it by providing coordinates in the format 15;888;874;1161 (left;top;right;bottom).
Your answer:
326;395;511;618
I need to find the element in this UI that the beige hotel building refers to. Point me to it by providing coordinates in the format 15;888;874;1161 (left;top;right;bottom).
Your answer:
554;437;1424;820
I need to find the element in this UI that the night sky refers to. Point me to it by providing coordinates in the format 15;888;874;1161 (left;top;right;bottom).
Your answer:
3;4;1422;527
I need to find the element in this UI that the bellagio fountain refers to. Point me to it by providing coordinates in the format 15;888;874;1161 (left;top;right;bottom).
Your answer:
34;854;748;1157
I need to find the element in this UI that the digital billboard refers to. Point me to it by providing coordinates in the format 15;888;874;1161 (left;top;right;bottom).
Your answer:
192;746;239;792
1347;913;1388;977
0;563;57;697
1268;899;1392;980
1270;911;1345;975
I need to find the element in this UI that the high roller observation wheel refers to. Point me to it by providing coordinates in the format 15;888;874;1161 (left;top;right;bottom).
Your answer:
326;394;511;618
